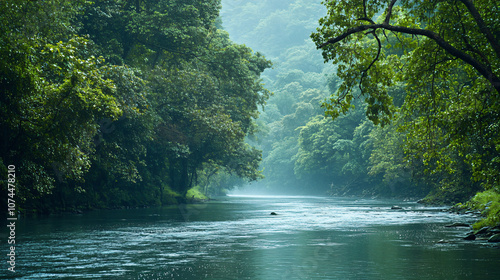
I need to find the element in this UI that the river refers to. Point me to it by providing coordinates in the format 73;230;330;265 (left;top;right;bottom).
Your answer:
3;195;500;279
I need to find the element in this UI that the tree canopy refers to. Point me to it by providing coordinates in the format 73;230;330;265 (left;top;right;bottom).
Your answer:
219;0;498;213
0;0;271;212
311;0;499;199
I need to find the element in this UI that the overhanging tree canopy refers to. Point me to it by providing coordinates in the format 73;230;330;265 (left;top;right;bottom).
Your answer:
312;0;499;122
312;0;499;190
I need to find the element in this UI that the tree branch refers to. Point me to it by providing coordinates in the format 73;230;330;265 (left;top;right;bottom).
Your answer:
384;0;398;25
362;0;368;18
457;0;500;59
360;31;382;91
357;17;375;24
319;24;376;48
319;23;500;93
454;5;492;67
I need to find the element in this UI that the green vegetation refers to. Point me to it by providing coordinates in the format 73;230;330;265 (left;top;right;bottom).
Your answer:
0;0;498;231
186;187;209;201
467;190;500;230
0;0;270;213
221;0;427;198
221;0;498;226
309;0;499;224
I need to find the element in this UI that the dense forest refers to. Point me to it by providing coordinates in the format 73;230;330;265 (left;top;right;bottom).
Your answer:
0;0;271;213
220;0;499;227
0;0;499;227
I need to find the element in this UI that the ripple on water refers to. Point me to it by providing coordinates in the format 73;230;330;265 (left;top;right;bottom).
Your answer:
14;196;494;280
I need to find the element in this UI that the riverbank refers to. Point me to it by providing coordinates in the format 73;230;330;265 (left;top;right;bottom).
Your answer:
446;190;500;243
11;186;212;218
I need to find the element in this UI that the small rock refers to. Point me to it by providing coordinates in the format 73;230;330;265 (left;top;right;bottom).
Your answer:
488;234;500;243
391;206;403;210
445;222;470;227
464;233;476;240
437;239;449;243
270;212;278;215
475;226;490;235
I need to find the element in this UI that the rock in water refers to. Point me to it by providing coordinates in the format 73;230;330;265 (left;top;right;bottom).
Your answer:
488;234;500;243
464;233;476;240
270;212;278;215
445;222;470;227
476;226;490;235
391;206;403;210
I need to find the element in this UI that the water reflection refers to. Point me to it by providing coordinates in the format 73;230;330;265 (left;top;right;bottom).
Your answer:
6;196;500;279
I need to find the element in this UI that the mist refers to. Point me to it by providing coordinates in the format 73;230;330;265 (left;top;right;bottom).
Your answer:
220;0;365;197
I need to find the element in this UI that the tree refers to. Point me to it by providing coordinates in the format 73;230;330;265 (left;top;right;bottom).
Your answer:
0;0;122;210
79;0;271;198
295;100;373;194
1;0;272;212
312;0;500;197
311;0;500;115
82;0;221;67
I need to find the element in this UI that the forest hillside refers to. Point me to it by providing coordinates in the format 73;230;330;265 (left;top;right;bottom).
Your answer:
221;0;500;228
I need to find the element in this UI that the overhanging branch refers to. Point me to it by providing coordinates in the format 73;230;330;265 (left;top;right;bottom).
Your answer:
457;0;500;59
319;23;500;93
384;0;398;25
360;30;382;91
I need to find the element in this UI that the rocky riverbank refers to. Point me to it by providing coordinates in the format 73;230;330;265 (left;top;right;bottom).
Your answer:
448;202;500;243
461;225;500;242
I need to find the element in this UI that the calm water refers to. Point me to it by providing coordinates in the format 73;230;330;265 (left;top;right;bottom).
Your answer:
3;196;500;279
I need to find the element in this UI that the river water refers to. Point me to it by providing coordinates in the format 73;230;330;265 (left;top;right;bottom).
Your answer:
3;195;500;279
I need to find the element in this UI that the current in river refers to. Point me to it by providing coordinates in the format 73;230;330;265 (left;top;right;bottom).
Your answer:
3;195;500;279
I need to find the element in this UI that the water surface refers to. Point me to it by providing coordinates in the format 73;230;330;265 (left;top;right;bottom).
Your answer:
3;196;500;279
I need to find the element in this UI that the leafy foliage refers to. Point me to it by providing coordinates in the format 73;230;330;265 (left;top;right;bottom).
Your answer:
0;0;271;212
221;0;497;215
311;0;500;203
222;0;419;196
464;190;500;230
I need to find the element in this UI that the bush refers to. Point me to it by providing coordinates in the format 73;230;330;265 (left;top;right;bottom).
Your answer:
466;190;500;230
186;187;208;201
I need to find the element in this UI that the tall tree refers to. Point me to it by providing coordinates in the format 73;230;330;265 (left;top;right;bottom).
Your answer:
0;0;122;209
312;0;500;197
1;0;271;212
81;0;272;198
